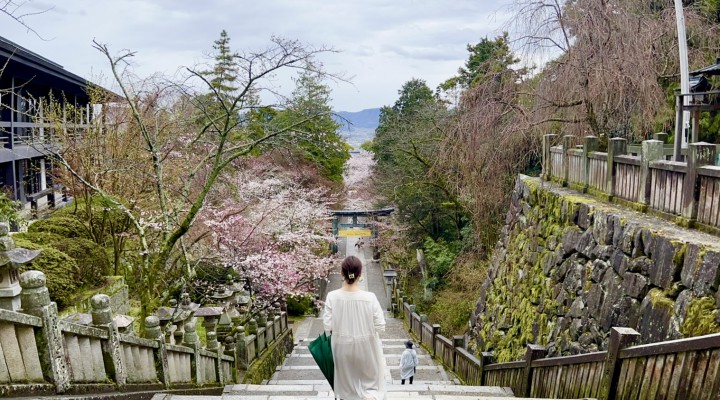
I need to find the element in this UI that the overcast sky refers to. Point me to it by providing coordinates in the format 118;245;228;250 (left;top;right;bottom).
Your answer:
2;0;513;111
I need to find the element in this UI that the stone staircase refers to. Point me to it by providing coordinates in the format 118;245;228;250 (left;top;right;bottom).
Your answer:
152;323;519;399
150;235;582;400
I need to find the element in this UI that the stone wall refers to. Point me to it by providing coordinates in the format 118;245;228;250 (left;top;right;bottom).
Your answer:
470;175;720;362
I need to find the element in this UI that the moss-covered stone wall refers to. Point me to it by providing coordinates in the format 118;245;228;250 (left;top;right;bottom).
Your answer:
470;175;720;362
240;327;294;384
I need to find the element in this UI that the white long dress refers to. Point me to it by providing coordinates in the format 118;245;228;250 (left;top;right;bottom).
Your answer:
323;289;386;400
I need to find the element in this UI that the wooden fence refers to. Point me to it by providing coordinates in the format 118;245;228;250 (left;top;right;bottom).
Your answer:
542;134;720;234
392;282;720;400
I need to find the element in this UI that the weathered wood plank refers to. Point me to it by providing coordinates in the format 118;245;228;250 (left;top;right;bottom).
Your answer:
647;354;665;400
630;357;647;400
677;351;697;399
701;349;720;400
689;350;710;399
711;178;720;227
638;355;656;399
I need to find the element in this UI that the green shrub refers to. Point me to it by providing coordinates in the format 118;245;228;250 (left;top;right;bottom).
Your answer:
286;295;315;316
29;216;90;239
14;232;110;287
52;238;110;286
15;237;80;309
12;231;65;245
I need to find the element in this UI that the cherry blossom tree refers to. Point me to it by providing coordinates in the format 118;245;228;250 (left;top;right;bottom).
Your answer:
198;163;337;312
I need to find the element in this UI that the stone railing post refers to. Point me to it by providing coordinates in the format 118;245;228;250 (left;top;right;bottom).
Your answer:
521;344;547;397
640;139;664;205
682;142;717;221
235;329;248;369
583;136;599;191
182;320;201;386
145;316;170;388
19;271;70;393
543;133;559;180
606;138;627;198
247;318;258;363
90;294;126;388
562;135;576;186
599;327;640;400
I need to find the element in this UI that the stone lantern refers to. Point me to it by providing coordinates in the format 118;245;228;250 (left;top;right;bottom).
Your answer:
0;223;41;311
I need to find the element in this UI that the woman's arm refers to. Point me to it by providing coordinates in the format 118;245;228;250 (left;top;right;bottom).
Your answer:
322;294;333;335
373;296;386;332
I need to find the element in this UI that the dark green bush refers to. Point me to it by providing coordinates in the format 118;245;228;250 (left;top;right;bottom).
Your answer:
52;238;110;286
15;237;80;309
29;216;90;239
14;232;110;287
286;295;315;316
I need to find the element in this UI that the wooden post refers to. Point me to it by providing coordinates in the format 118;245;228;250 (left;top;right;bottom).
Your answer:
640;140;664;205
583;136;599;191
521;344;546;397
674;94;684;162
542;134;558;180
479;352;493;386
599;327;640;400
431;324;440;357
562;135;576;186
653;132;669;144
606;138;627;198
682;142;717;221
451;335;465;373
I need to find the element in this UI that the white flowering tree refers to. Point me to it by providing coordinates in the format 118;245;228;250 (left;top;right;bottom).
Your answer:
199;162;336;312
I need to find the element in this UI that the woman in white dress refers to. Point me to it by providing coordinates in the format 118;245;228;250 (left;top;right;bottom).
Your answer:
323;255;386;400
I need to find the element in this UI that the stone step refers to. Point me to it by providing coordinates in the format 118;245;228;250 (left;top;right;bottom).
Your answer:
154;396;569;400
292;346;430;356
211;383;520;399
283;353;436;367
269;365;449;382
262;379;458;387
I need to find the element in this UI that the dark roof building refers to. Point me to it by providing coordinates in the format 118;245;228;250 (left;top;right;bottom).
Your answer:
0;35;106;218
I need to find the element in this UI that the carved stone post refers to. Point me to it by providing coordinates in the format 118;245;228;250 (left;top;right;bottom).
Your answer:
145;316;170;388
599;327;640;400
521;344;546;397
20;271;70;393
640;140;664;205
606;138;627;198
182;320;201;385
682;142;717;221
90;294;126;388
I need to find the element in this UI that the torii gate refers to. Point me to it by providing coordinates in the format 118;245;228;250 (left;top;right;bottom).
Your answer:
330;208;394;253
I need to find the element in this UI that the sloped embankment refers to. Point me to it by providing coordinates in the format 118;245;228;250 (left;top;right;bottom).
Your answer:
470;175;720;362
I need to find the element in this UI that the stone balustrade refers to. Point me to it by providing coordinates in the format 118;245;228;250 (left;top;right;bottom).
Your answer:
0;270;290;397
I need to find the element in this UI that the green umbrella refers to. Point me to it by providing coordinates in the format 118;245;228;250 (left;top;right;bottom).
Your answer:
308;332;334;389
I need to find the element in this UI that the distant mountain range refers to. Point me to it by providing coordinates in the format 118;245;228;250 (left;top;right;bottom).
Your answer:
334;108;380;150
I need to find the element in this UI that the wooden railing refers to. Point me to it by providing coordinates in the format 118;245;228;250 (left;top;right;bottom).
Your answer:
542;134;720;234
393;282;720;400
